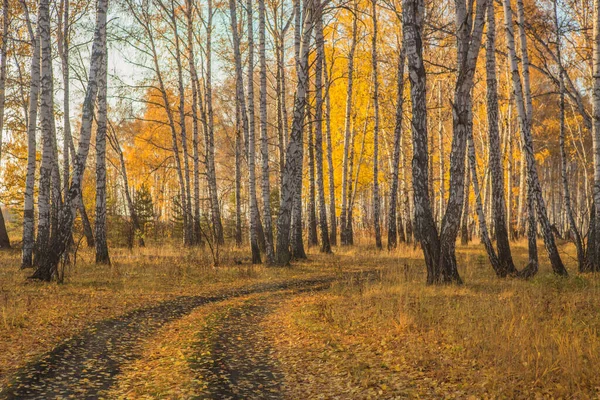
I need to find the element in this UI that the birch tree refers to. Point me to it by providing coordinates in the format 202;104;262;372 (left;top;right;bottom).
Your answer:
437;0;487;284
204;0;224;245
371;0;382;250
403;0;440;283
21;3;40;267
592;0;600;272
32;0;108;281
554;0;584;271
33;0;57;269
247;0;262;263
0;0;10;249
307;99;319;247
275;0;315;264
502;0;568;276
387;48;405;250
340;0;357;245
315;4;331;253
485;0;516;276
325;56;337;246
229;0;260;262
185;0;202;246
95;45;110;264
259;0;275;263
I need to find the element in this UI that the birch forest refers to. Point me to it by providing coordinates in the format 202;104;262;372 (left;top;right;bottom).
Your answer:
2;0;600;397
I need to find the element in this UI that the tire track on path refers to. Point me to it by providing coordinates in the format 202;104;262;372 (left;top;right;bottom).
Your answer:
0;277;338;399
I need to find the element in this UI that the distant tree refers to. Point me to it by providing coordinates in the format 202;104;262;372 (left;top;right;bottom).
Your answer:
134;184;155;239
0;0;11;249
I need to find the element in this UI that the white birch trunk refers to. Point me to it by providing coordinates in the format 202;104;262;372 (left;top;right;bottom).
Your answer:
95;44;110;264
275;0;315;264
259;0;275;263
21;8;41;267
0;0;10;249
371;0;382;250
33;0;108;280
502;0;567;275
315;6;331;253
340;1;357;245
592;0;600;271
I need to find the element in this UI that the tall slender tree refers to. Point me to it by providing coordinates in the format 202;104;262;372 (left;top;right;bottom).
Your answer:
315;3;331;253
371;0;382;250
259;0;275;263
592;0;600;272
32;0;109;281
0;0;11;249
387;48;405;250
340;0;358;245
502;0;567;276
438;0;488;284
486;0;516;276
247;0;262;263
95;44;110;264
21;4;40;267
205;0;224;245
275;0;315;264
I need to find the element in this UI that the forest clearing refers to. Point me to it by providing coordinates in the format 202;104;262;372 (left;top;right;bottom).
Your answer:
2;0;600;396
0;242;600;398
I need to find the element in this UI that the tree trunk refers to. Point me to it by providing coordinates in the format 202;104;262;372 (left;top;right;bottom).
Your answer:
315;8;331;253
275;0;315;264
554;0;584;271
324;56;337;246
403;0;440;283
95;45;110;265
340;1;357;246
258;0;275;263
307;101;318;247
21;13;41;267
165;0;193;246
468;126;502;275
0;0;11;249
502;0;567;275
137;2;189;248
205;0;224;245
235;103;243;247
438;82;445;228
438;0;487;284
107;124;144;247
32;0;108;281
388;49;405;250
33;0;57;271
371;0;382;250
592;0;600;271
461;160;471;245
229;0;249;249
185;0;202;246
486;0;516;276
247;0;262;264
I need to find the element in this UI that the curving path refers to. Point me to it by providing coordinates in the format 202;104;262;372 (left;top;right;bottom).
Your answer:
0;278;335;399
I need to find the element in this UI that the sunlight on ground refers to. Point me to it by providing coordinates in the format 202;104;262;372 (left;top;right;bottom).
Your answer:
2;241;600;397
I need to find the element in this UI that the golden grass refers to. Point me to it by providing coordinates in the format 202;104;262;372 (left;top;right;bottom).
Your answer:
267;241;600;398
106;295;254;399
3;239;600;398
0;244;342;387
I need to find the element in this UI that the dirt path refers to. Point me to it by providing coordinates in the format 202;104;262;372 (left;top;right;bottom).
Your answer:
0;277;335;399
190;284;331;400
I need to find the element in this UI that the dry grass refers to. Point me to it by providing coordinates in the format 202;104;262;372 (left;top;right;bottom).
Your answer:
3;239;600;398
267;241;600;398
0;243;340;387
106;295;254;399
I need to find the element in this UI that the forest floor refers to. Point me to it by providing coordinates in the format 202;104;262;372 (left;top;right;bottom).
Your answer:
1;238;600;398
